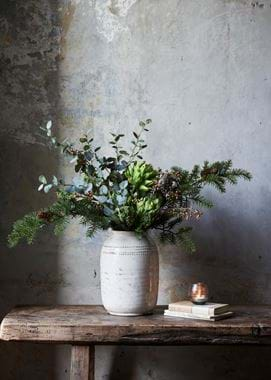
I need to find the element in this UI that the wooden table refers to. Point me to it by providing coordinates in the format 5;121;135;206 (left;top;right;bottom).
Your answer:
1;305;271;380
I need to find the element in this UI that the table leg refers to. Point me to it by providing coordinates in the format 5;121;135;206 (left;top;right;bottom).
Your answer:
70;345;95;380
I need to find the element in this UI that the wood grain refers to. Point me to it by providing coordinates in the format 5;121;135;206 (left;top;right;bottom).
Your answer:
70;345;94;380
1;305;271;345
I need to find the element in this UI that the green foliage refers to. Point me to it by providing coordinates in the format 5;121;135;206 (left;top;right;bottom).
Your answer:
7;213;45;247
8;120;252;253
199;160;252;193
134;196;162;233
159;227;196;253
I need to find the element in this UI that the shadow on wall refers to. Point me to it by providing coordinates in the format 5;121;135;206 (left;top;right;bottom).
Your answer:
0;141;59;380
0;0;62;378
106;345;271;380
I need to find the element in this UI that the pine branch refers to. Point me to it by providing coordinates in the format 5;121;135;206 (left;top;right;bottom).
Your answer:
176;227;196;253
199;160;252;193
230;168;252;181
158;226;196;253
54;216;70;235
192;195;214;209
7;213;46;247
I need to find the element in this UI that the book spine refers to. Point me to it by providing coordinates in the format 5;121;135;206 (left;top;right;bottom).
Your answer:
164;310;213;320
169;305;213;316
168;305;193;313
192;305;213;316
164;310;233;321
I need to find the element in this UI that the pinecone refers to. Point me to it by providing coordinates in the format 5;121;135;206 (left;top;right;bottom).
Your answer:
86;191;93;199
201;167;218;176
37;211;54;222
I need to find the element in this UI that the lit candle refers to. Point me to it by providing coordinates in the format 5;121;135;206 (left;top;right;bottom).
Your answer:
190;282;209;305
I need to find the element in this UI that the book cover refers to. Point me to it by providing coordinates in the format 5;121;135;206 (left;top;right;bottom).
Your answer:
164;310;233;321
168;301;230;316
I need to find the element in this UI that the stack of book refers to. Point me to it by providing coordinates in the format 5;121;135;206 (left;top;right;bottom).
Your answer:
164;301;233;321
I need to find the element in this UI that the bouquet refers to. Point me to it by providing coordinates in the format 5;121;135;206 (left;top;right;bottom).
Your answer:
8;119;251;252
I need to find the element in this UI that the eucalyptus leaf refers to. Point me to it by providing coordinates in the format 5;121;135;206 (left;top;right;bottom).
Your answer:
72;177;86;188
116;194;126;206
52;176;58;186
119;180;128;190
39;175;47;184
115;134;124;141
119;150;128;155
66;185;76;193
113;183;119;191
94;195;108;204
75;164;81;172
46;121;52;130
44;184;53;193
103;206;113;216
116;164;126;171
70;156;77;164
101;170;110;180
122;188;128;196
87;165;95;175
99;185;108;195
38;184;44;191
85;184;93;193
84;151;93;161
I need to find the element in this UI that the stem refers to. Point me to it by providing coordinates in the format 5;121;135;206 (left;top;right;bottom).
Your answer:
128;127;145;164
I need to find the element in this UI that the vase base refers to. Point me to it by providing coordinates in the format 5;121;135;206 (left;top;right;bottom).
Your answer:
108;310;153;317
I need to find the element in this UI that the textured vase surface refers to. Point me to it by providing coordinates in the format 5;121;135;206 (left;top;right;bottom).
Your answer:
100;230;159;316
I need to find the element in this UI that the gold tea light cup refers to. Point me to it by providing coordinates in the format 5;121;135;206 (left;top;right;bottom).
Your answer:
190;282;209;305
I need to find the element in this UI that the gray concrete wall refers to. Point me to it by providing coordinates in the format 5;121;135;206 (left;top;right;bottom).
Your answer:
1;0;271;379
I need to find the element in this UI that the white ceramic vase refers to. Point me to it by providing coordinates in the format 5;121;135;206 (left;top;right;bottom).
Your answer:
100;230;159;316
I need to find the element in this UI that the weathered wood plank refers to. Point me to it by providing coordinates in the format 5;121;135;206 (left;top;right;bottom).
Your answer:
1;305;271;345
70;345;94;380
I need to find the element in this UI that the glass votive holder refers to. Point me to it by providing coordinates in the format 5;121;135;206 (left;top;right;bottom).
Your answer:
190;282;209;305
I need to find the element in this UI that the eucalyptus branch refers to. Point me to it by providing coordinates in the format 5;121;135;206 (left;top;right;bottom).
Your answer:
128;119;151;164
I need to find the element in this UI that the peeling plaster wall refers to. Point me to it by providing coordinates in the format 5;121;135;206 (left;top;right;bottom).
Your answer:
1;0;271;379
0;1;62;379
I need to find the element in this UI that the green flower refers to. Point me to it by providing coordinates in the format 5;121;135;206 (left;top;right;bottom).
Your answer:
136;197;161;215
125;162;158;194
